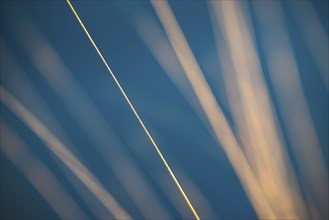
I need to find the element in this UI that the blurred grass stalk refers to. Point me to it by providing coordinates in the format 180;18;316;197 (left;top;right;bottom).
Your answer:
151;0;327;219
10;11;173;219
0;86;132;219
0;41;118;219
253;1;328;218
0;0;327;219
0;124;87;219
66;0;201;219
151;1;277;219
289;1;328;90
210;1;307;219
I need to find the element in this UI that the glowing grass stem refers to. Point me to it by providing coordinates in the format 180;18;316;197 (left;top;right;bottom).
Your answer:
66;1;200;219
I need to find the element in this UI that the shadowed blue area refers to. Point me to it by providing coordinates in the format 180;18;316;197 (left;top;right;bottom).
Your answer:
0;1;328;219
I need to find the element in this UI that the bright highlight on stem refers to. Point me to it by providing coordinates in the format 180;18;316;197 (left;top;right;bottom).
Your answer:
66;1;200;219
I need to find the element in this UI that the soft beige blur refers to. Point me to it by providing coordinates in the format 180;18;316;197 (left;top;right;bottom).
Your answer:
151;1;278;219
11;13;171;219
0;124;87;219
253;1;328;218
211;1;307;218
290;1;328;90
0;86;132;219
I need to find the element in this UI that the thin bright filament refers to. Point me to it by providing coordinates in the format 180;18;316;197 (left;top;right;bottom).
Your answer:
65;1;200;219
10;14;170;218
0;86;131;220
0;41;125;219
150;1;275;219
133;14;208;129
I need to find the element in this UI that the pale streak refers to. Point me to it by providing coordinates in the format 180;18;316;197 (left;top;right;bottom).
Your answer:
209;1;281;214
0;38;84;165
0;86;132;220
157;164;219;220
151;1;276;219
133;12;224;158
0;124;87;219
103;83;218;219
132;13;220;218
66;1;199;219
0;41;115;219
207;3;248;156
129;124;219;220
133;13;209;130
253;1;328;218
289;1;328;90
11;11;170;219
211;1;306;218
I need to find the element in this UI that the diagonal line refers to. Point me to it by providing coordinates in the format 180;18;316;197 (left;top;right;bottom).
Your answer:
150;1;276;219
66;1;200;219
0;86;132;220
0;124;88;220
211;1;307;218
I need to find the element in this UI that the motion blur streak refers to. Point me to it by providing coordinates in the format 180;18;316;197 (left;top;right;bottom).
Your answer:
253;1;328;218
0;42;114;219
0;86;132;220
133;13;208;129
66;1;199;219
0;124;87;219
212;1;307;218
151;1;276;219
12;12;170;219
132;12;218;219
289;1;329;90
1;1;327;219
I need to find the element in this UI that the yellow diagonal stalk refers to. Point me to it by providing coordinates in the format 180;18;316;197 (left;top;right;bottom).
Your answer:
66;1;200;219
